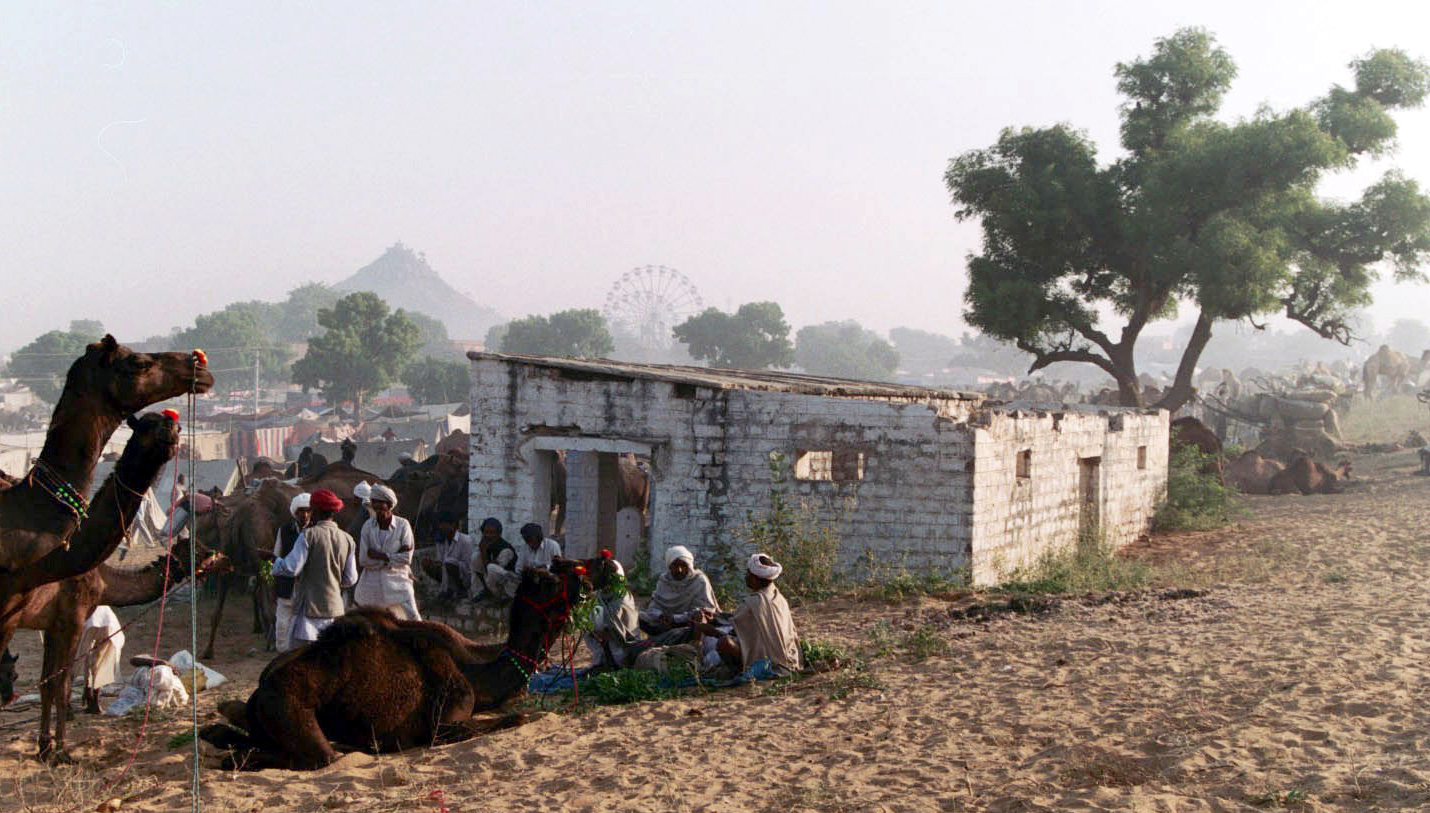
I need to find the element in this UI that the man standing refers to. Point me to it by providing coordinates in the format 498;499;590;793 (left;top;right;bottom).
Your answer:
269;488;358;646
272;492;311;653
354;484;421;620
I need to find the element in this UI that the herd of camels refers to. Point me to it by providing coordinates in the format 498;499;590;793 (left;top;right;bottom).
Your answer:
0;335;607;768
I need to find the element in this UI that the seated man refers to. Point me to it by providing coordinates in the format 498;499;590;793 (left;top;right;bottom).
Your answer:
638;545;718;646
695;553;801;676
583;550;641;668
422;513;475;600
481;521;561;601
469;517;515;601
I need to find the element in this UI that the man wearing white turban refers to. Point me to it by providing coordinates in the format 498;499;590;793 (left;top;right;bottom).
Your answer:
583;551;642;668
695;553;801;675
273;492;312;652
638;545;719;645
354;483;421;620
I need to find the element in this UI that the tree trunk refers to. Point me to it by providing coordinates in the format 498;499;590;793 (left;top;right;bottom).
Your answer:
1109;347;1144;407
1154;312;1214;413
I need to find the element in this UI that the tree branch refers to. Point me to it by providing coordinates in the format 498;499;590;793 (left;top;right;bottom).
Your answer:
1018;339;1118;377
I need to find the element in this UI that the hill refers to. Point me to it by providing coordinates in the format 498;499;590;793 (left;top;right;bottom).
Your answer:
333;243;503;340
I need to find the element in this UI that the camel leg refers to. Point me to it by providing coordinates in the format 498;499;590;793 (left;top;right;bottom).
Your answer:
36;636;74;764
250;580;264;634
250;687;339;770
202;573;232;661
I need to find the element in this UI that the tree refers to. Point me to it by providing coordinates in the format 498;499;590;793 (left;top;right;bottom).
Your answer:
4;327;97;403
291;292;419;410
945;29;1430;409
483;323;508;353
277;283;341;343
67;319;105;340
401;357;470;404
795;321;900;381
406;310;454;358
889;327;960;376
673;302;794;369
499;309;615;358
1385;318;1430;354
172;304;289;391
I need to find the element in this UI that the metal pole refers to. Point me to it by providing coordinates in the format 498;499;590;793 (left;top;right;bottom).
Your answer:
253;354;260;419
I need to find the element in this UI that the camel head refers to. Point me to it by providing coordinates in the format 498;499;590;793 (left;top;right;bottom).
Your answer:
168;535;230;580
508;558;593;651
0;649;15;706
119;410;183;469
62;336;214;417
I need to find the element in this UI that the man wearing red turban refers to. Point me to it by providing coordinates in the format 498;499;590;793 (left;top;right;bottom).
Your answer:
268;488;358;645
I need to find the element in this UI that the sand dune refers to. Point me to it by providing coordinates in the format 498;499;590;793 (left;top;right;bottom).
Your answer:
3;450;1430;812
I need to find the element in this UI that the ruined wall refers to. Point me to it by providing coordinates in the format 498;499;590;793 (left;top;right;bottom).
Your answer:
967;408;1169;584
468;357;981;574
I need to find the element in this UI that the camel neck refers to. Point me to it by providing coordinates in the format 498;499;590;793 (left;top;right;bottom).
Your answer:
14;474;150;594
99;556;186;608
36;393;123;500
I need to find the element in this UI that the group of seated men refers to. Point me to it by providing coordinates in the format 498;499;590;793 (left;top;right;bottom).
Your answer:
425;522;800;676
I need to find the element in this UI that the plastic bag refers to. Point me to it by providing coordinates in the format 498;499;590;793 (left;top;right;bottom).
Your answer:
169;649;227;691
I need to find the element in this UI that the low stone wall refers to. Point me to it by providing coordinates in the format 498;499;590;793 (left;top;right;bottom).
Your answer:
417;583;508;640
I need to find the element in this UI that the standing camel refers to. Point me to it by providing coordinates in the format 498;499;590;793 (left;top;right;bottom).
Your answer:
0;337;212;583
201;478;299;660
200;559;592;770
3;536;227;761
1362;345;1430;397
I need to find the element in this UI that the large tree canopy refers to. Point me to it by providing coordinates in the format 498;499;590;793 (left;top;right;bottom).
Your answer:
400;357;470;404
499;309;615;358
673;302;794;370
796;321;900;381
291;292;419;409
172;303;290;391
946;29;1430;408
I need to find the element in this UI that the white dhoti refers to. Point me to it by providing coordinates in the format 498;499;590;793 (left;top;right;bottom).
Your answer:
78;606;125;690
274;597;295;652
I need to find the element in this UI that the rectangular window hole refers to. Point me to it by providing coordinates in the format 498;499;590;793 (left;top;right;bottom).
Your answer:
1137;446;1147;470
795;449;865;482
1016;449;1032;479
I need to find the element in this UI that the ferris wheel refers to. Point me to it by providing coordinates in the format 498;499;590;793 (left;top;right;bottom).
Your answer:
602;265;704;353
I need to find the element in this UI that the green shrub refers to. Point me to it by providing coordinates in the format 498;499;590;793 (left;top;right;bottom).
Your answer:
1153;445;1233;531
713;452;843;604
800;637;848;667
859;553;970;601
999;529;1153;595
579;669;670;705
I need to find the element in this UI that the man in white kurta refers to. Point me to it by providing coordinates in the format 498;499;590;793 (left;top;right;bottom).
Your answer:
77;605;125;713
432;514;476;600
354;484;421;620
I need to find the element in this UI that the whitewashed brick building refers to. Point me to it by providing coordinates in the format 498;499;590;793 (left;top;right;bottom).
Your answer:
467;353;1168;586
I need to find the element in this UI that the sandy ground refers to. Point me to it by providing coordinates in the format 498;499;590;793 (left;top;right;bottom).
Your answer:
3;449;1430;812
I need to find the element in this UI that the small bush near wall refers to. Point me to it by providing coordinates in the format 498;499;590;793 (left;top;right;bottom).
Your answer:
716;452;843;605
1153;446;1233;531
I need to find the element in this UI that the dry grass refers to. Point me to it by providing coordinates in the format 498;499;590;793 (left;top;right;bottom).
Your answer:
1339;393;1430;444
8;762;160;813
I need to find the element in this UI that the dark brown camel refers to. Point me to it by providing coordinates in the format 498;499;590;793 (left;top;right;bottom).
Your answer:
201;478;301;660
1267;454;1353;496
0;337;212;583
3;536;227;762
0;412;223;761
200;559;592;770
298;461;385;534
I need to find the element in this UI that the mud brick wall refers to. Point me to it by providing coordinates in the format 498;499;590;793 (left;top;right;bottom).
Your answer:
968;409;1168;584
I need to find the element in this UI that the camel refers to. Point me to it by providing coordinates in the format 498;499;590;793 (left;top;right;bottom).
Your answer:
1;536;227;761
0;337;212;580
201;478;301;660
1170;416;1222;457
1223;450;1285;495
200;558;592;770
1267;454;1353;496
1362;345;1430;397
297;461;385;533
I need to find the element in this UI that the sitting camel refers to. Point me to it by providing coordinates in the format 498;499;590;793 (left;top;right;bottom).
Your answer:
201;559;592;770
0;337;212;588
1267;454;1353;496
1224;450;1285;495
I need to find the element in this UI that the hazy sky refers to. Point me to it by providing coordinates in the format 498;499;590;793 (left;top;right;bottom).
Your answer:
3;1;1430;354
